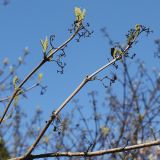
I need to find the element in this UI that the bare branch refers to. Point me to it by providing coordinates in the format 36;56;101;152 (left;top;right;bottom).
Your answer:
9;140;160;159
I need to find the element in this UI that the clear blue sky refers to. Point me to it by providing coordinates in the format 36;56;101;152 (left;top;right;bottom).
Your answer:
0;0;160;120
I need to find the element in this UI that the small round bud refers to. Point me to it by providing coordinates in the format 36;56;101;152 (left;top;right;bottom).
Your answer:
9;65;14;74
18;56;23;64
3;57;9;66
24;47;29;55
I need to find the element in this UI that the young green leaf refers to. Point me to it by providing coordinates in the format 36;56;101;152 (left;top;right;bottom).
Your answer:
111;48;123;59
38;73;43;82
127;24;141;45
40;37;48;56
13;76;19;106
13;76;18;89
48;48;54;61
12;76;23;107
74;7;86;22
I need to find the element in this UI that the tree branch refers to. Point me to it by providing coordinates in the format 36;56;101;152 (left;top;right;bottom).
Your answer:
9;140;160;159
10;25;146;160
19;37;137;159
0;22;81;124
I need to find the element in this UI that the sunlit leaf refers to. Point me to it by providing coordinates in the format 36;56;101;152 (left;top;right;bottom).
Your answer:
74;7;86;22
40;36;48;54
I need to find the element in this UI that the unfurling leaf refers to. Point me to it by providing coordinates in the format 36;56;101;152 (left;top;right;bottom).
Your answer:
127;24;141;45
13;76;18;89
74;7;86;22
14;95;19;107
38;73;43;82
101;126;110;137
13;76;19;106
12;76;23;107
40;36;48;55
111;47;123;59
48;48;54;61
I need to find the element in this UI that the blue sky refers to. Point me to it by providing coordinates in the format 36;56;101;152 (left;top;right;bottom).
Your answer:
0;0;160;120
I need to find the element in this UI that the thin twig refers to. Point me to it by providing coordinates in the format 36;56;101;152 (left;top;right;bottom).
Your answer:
0;24;81;124
9;140;160;159
0;83;39;103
